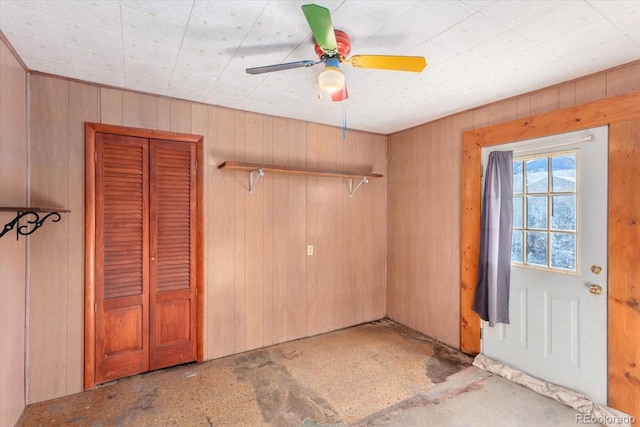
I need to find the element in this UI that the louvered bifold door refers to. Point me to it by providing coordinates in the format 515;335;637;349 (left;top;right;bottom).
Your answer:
149;139;197;370
95;133;150;383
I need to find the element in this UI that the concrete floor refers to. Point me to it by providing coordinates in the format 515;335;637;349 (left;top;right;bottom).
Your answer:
18;320;595;426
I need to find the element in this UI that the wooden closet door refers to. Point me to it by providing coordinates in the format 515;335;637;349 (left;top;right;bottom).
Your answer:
149;139;197;369
95;133;150;383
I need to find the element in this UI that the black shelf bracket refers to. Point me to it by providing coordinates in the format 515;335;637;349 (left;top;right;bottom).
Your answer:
0;208;70;240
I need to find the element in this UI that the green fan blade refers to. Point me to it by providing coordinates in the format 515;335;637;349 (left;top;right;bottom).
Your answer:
301;4;337;55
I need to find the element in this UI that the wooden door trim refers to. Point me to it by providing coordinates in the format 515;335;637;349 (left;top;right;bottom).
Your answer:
84;123;96;390
84;122;205;390
460;91;640;413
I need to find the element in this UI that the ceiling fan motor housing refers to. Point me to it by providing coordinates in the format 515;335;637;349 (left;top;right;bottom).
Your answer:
315;30;352;59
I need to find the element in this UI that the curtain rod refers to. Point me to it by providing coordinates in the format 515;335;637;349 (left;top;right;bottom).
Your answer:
513;134;594;155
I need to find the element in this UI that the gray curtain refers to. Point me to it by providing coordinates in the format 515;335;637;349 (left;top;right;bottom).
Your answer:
472;151;513;327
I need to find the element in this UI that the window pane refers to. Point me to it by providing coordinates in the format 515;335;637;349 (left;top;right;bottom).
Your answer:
526;231;548;266
526;158;548;193
512;231;522;263
526;196;547;229
551;232;576;270
512;153;578;271
551;155;576;192
513;161;523;194
513;196;523;228
551;195;576;231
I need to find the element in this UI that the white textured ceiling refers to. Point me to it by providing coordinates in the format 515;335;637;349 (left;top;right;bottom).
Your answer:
1;0;638;134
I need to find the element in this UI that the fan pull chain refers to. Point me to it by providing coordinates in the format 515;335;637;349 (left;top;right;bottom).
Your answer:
342;92;348;139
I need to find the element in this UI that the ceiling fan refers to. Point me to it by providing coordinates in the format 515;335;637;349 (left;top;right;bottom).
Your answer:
245;3;427;102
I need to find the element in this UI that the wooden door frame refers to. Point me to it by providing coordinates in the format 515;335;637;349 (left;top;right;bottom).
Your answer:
84;122;205;390
460;91;640;413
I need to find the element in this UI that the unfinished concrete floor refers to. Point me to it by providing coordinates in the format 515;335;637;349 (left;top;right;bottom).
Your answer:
18;320;593;426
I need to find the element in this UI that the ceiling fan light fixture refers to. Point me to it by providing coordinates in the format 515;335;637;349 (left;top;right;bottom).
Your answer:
318;57;344;94
318;67;345;94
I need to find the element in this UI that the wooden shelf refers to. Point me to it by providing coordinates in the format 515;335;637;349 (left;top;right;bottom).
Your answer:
0;207;70;240
0;207;70;213
218;161;383;196
218;161;383;180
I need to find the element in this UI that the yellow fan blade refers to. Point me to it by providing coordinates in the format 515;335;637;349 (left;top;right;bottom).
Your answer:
348;55;427;72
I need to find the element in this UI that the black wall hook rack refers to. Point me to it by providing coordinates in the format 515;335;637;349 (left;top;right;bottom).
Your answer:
0;207;70;240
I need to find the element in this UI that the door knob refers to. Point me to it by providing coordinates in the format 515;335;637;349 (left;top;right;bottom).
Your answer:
588;284;603;295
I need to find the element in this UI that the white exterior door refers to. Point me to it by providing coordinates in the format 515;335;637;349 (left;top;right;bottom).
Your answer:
481;126;608;405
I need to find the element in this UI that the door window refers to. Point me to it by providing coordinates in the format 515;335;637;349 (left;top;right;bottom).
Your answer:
512;152;578;272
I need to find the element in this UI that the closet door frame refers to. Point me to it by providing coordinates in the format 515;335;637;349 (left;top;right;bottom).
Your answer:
84;122;204;390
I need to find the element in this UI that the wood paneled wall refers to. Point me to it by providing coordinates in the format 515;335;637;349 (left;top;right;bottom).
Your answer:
28;76;98;403
387;114;472;348
206;115;386;358
386;60;640;350
26;74;386;403
0;38;28;427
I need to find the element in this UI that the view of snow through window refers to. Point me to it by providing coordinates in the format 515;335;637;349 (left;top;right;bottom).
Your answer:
512;153;577;271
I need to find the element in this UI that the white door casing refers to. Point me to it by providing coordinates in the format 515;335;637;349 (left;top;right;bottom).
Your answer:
481;126;608;405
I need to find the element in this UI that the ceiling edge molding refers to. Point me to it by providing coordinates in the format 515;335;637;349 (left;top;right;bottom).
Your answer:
0;30;29;72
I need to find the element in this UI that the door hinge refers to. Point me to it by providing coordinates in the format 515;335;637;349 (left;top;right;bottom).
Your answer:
481;163;484;177
95;152;97;162
480;328;483;339
94;303;97;313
